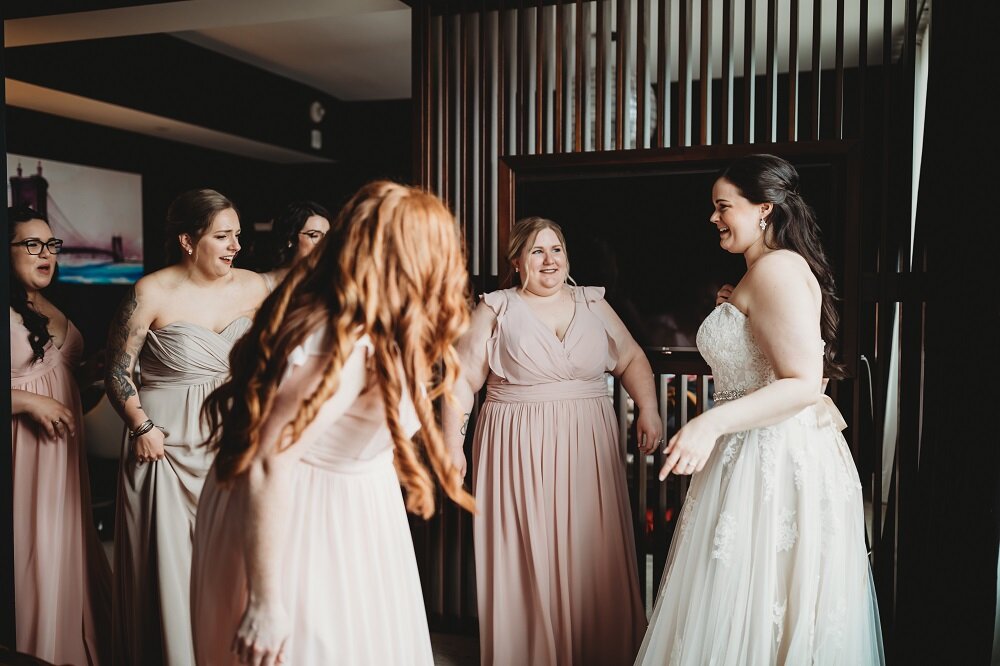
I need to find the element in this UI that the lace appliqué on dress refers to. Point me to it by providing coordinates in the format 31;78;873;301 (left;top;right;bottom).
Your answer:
773;601;788;646
790;447;807;490
711;512;737;567
719;431;746;484
697;304;775;398
776;508;798;553
668;637;684;666
678;497;698;541
758;427;778;502
817;597;848;655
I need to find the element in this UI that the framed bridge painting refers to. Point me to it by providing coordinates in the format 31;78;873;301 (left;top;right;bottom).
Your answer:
6;153;143;284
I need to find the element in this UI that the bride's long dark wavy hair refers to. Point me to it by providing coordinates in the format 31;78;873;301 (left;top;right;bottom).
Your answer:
8;205;52;363
718;154;846;378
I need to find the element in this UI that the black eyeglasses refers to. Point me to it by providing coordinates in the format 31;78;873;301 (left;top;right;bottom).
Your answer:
10;239;65;255
299;230;326;242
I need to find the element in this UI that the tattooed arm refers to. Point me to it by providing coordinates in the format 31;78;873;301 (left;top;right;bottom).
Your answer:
441;301;496;479
105;280;164;463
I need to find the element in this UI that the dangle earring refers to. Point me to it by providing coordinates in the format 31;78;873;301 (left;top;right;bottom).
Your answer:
759;218;767;231
187;248;193;255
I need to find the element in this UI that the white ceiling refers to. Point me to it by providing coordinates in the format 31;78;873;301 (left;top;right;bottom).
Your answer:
4;0;413;101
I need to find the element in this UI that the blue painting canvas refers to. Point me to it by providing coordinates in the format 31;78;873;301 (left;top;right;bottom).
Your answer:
7;154;144;284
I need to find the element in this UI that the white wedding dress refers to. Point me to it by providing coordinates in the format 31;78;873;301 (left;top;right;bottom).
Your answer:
636;303;885;665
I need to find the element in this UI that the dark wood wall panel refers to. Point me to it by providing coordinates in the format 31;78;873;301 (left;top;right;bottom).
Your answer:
810;0;822;140
743;0;757;142
787;0;800;140
765;0;778;141
721;0;735;144
655;0;667;147
699;0;713;145
678;0;690;146
615;0;627;149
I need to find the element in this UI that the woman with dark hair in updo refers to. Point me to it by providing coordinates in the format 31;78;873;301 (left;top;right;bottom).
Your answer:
9;204;111;665
636;154;884;665
260;200;331;292
105;189;268;665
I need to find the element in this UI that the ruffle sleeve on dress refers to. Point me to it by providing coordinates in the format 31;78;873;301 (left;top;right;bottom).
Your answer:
479;290;510;381
578;286;620;372
282;329;373;385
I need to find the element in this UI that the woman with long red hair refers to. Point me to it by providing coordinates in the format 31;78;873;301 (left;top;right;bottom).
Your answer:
190;181;475;665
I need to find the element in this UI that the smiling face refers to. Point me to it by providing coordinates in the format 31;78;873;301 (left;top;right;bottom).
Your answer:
515;227;568;295
710;177;773;256
180;207;241;277
9;218;58;293
294;214;331;262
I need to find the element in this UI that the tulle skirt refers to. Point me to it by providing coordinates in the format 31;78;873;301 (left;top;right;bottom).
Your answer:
637;400;885;666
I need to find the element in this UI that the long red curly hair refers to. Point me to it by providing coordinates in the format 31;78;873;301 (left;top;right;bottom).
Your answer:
202;180;474;518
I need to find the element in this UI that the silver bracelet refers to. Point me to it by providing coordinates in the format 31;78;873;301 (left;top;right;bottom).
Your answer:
129;419;155;440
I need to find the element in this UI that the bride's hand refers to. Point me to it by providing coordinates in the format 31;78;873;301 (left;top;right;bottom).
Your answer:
232;599;290;666
716;283;735;306
658;413;722;480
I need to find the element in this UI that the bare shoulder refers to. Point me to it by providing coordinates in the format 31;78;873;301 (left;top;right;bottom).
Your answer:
748;251;815;288
744;250;820;313
232;268;268;290
232;268;269;305
130;270;170;306
754;249;811;273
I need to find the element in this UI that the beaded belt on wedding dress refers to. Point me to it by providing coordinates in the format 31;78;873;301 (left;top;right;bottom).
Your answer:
712;388;746;403
711;388;850;433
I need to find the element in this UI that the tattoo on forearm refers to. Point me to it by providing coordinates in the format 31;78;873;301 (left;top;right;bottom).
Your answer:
106;286;140;406
460;412;471;436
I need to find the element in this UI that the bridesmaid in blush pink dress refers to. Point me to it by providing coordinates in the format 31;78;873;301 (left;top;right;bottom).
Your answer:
443;217;663;666
8;205;111;665
192;181;475;666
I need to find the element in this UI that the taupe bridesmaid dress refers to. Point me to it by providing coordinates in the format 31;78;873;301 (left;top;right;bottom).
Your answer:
472;286;646;666
112;317;251;665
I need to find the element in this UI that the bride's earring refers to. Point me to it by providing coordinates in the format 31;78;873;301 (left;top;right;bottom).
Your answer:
759;218;767;231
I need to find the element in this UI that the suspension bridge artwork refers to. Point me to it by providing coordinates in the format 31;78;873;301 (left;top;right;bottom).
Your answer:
7;154;144;284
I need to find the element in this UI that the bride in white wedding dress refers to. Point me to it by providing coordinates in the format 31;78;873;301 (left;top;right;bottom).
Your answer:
636;154;884;665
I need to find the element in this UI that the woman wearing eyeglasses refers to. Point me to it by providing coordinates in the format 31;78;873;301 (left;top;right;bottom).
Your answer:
260;200;331;292
8;204;111;665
